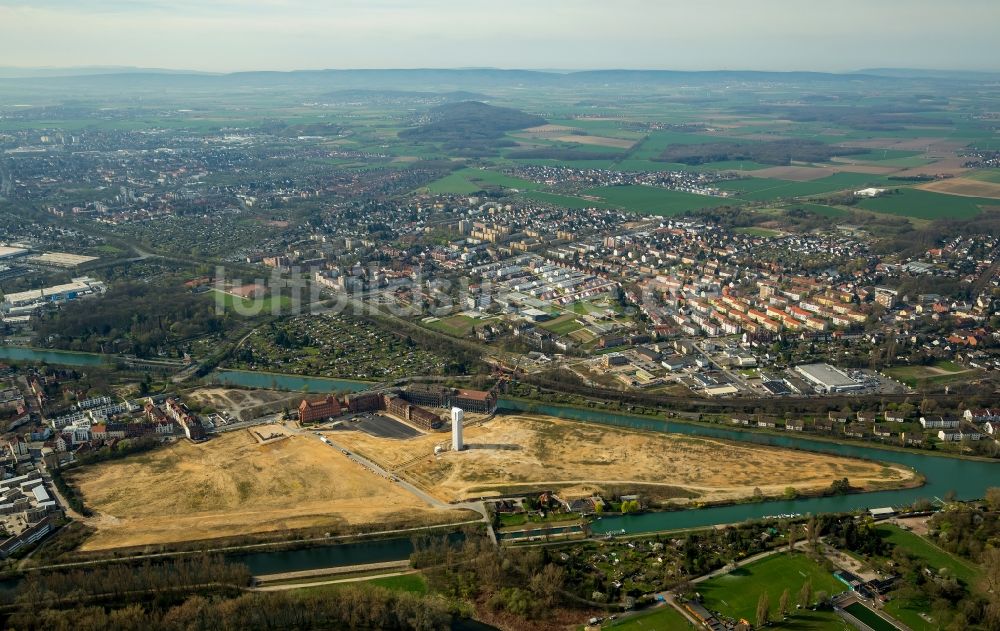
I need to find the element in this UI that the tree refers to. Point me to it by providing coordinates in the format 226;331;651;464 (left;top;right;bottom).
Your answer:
788;526;798;553
778;588;790;618
984;487;1000;511
756;591;770;628
798;578;813;608
979;546;1000;623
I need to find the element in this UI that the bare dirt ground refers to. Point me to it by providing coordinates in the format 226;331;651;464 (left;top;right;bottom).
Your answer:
917;177;1000;199
332;414;917;504
69;430;469;550
187;387;302;421
892;515;931;536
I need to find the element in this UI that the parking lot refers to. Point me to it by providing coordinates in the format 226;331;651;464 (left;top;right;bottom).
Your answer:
330;413;423;439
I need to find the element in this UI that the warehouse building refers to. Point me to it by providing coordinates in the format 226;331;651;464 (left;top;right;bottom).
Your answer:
794;363;864;394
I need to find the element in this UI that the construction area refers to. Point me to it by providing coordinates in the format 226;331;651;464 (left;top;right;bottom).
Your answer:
68;425;475;551
326;413;918;505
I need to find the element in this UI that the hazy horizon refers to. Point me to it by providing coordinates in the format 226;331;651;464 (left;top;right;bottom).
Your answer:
1;0;998;74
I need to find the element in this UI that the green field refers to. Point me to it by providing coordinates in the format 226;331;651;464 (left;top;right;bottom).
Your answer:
539;313;584;336
884;361;978;388
291;573;428;597
967;169;1000;184
875;525;980;585
424;314;479;337
734;227;782;237
883;596;939;631
858;188;998;220
786;202;851;217
697;553;847;630
210;289;291;314
717;173;881;201
581;185;728;215
523;190;617;209
844;602;897;631
606;605;697;630
424;168;539;194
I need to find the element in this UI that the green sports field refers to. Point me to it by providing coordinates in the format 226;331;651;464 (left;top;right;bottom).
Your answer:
697;553;848;630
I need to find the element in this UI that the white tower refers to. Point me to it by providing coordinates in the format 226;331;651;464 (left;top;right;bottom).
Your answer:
451;407;464;451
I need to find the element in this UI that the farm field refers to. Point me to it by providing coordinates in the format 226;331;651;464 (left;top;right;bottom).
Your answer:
917;177;1000;199
68;428;472;550
332;414;917;504
580;185;729;215
858;188;999;219
717;173;882;201
697;553;848;630
967;169;1000;184
522;190;617;209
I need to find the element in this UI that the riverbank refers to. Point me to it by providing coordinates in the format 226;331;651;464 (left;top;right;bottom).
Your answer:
502;396;998;464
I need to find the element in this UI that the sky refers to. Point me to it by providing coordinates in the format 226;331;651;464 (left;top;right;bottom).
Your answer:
0;0;998;73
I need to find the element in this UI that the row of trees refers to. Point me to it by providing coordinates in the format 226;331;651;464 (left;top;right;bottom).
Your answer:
6;588;451;631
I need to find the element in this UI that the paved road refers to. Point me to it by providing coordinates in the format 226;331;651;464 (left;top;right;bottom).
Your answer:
253;569;419;592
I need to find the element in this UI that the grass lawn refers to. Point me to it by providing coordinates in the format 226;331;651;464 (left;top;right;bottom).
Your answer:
580;185;729;215
210;289;290;314
698;553;847;630
606;605;697;630
883;596;939;631
291;573;428;597
875;525;980;585
858;188;998;220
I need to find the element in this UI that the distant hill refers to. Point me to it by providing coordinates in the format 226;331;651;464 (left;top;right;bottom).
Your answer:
0;66;217;79
2;67;996;100
853;68;1000;80
398;101;546;156
320;89;487;102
